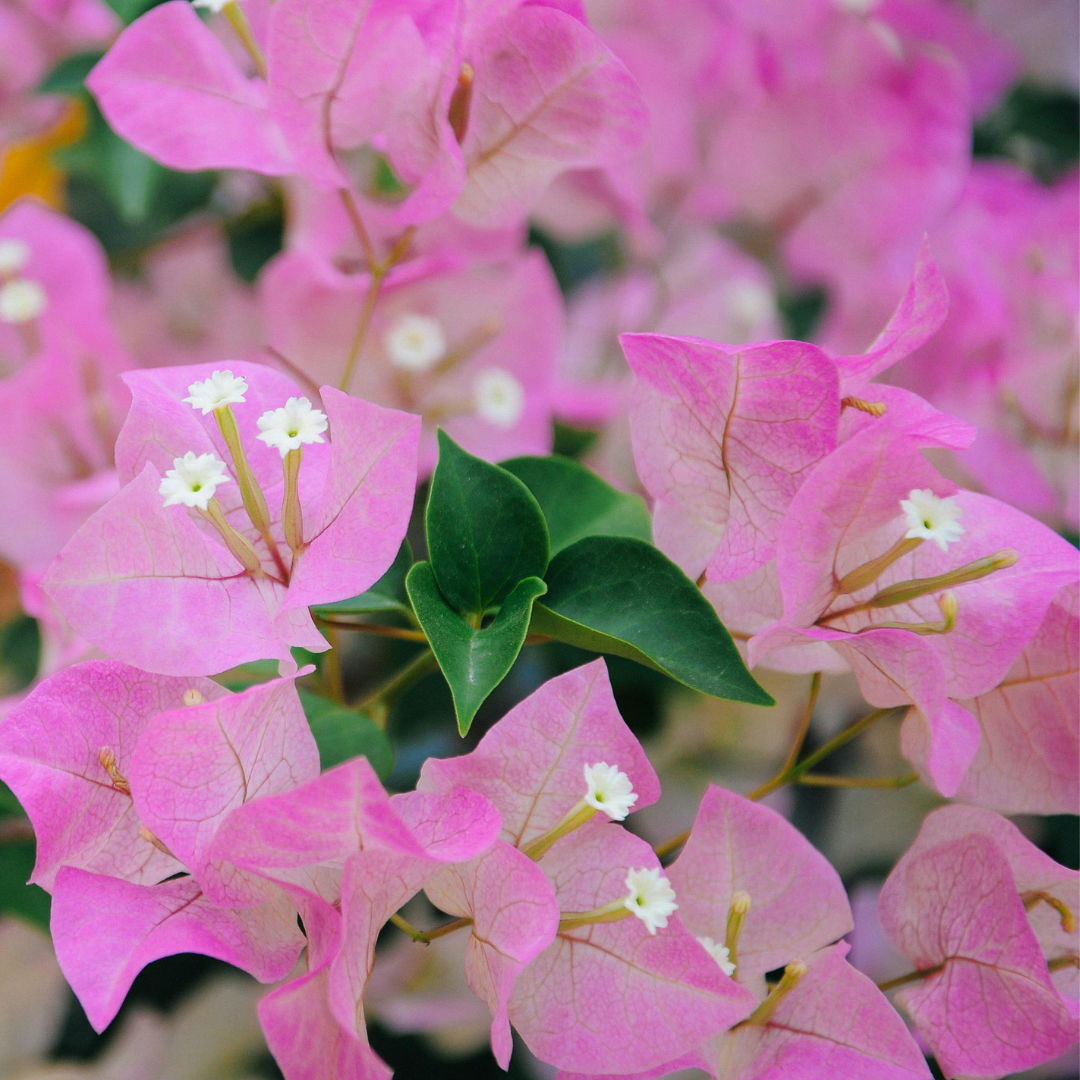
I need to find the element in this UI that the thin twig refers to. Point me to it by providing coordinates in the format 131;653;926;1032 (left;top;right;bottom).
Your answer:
317;618;427;643
778;672;821;777
355;649;438;727
796;772;918;789
390;913;473;944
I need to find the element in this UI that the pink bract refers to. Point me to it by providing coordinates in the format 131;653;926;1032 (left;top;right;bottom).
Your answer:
623;331;839;583
667;784;853;989
418;659;660;848
51;867;304;1032
261;250;561;471
880;813;1078;1078
129;674;320;907
509;821;757;1073
0;659;224;890
42;361;419;674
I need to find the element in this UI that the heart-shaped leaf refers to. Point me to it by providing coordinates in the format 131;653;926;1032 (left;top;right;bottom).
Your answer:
531;536;772;705
501;455;651;556
426;431;549;616
311;540;413;618
301;696;394;780
407;561;547;735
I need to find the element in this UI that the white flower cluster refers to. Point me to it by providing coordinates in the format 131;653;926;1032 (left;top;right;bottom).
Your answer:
256;397;329;457
583;762;638;821
474;368;525;428
159;452;231;511
385;313;447;372
696;935;736;977
183;370;249;414
901;489;964;551
623;867;678;934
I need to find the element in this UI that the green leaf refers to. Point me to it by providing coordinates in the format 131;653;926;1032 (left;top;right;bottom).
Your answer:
313;540;413;617
0;781;21;817
37;52;103;94
103;0;162;25
407;562;547;735
502;455;651;556
532;536;772;705
302;698;394;780
426;431;549;616
213;659;280;691
0;841;50;933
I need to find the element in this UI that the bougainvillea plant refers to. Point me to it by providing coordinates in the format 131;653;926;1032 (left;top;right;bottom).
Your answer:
0;0;1075;1078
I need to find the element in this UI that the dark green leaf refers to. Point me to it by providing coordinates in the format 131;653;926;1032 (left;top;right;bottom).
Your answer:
103;0;163;25
552;422;598;459
0;782;21;817
0;841;50;932
313;541;413;617
0;616;40;693
303;701;394;779
107;137;162;223
502;455;651;556
37;52;103;94
213;659;280;691
426;431;549;615
407;562;547;735
532;536;772;705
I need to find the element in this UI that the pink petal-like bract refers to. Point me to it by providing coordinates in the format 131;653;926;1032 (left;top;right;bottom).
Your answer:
623;332;839;582
510;823;756;1073
87;1;293;174
667;785;853;987
880;832;1076;1077
129;674;320;907
418;659;660;848
52;866;304;1032
425;839;559;1067
0;660;225;890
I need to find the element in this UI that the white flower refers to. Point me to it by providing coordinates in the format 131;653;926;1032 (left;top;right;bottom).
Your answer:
697;936;736;977
583;762;638;821
159;452;231;511
183;370;248;414
623;867;678;935
474;368;525;429
901;489;964;551
385;314;447;372
726;280;775;331
256;397;329;457
0;279;46;323
192;0;230;11
0;239;30;275
834;0;878;12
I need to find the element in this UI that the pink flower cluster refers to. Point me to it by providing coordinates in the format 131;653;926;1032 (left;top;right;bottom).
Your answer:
0;0;1075;1077
626;245;1079;815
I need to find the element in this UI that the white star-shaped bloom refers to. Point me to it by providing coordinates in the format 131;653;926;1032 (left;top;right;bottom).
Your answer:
192;0;231;12
583;762;638;821
159;452;231;511
623;867;678;935
0;279;46;323
256;397;329;457
474;368;524;429
901;488;964;551
697;936;736;977
0;239;31;275
183;370;248;414
385;314;447;372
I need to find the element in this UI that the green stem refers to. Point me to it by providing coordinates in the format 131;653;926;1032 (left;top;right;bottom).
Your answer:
355;649;437;728
796;772;918;790
748;707;896;801
317;618;427;643
778;671;821;778
390;913;472;943
223;0;267;79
